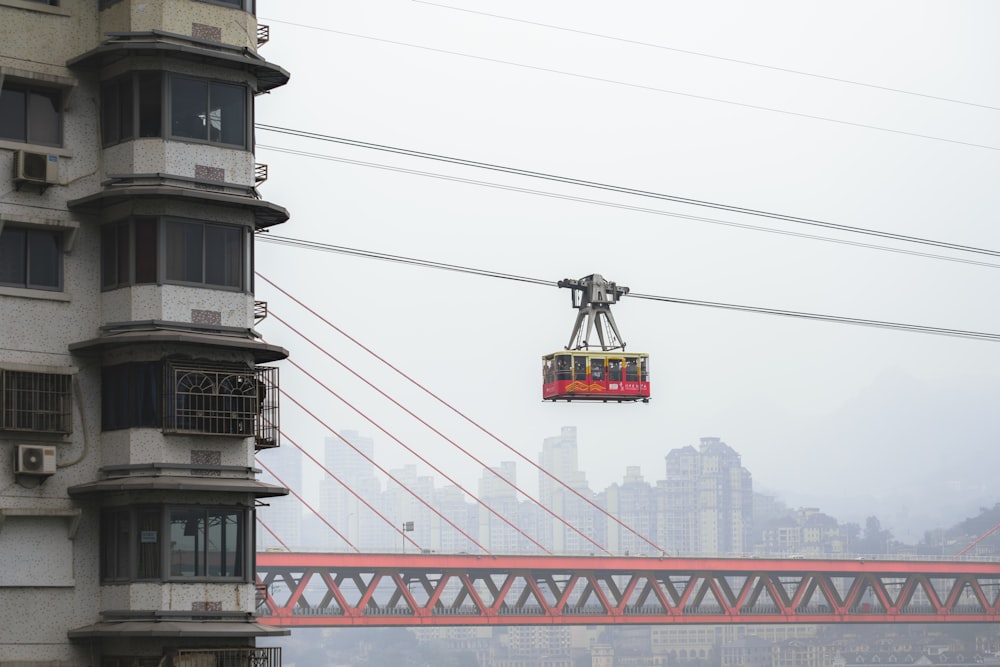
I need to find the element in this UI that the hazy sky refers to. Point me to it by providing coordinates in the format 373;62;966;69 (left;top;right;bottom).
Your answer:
252;0;1000;534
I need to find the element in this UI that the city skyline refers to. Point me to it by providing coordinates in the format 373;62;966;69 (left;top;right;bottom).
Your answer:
258;427;991;556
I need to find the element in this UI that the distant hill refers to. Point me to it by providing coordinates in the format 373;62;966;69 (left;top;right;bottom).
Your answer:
706;368;1000;542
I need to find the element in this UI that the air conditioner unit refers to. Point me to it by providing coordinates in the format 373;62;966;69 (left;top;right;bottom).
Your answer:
13;150;59;186
14;444;56;476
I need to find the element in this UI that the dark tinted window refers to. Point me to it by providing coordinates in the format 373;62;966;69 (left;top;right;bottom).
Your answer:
0;227;61;290
0;83;61;146
170;76;246;146
101;72;163;145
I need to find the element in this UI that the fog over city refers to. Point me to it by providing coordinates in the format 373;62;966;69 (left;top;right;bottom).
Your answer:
251;0;1000;546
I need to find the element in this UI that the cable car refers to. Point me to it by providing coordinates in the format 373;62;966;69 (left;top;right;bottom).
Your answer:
542;274;650;403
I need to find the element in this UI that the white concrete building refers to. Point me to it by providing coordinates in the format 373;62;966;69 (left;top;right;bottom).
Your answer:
0;0;290;664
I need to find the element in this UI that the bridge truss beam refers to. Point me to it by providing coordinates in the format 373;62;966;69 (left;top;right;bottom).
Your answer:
256;553;1000;627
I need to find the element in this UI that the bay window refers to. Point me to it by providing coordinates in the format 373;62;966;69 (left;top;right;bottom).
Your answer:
100;217;249;291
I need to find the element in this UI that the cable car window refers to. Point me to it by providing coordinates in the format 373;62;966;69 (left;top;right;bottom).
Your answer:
591;358;605;381
573;357;587;381
608;359;622;382
625;357;639;382
640;357;649;381
543;358;555;384
555;355;571;381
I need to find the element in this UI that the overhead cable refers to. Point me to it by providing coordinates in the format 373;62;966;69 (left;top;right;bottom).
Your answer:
257;21;1000;153
257;236;1000;343
412;0;1000;112
259;272;670;556
257;125;1000;259
257;143;1000;270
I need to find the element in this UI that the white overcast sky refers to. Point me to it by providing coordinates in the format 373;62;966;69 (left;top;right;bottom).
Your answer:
252;0;1000;534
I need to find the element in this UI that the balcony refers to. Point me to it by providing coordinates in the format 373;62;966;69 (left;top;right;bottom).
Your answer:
177;647;281;666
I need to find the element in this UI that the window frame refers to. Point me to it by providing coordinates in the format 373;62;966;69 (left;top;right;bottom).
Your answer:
0;80;62;147
100;216;251;292
100;504;253;583
0;367;73;434
168;74;248;147
101;71;250;148
0;224;64;291
100;360;279;447
194;0;255;13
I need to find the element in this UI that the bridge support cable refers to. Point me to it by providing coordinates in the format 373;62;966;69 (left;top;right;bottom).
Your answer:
257;457;359;552
267;309;605;556
255;552;1000;627
257;273;666;555
276;382;493;555
256;516;291;552
278;357;556;555
954;521;1000;558
277;428;422;553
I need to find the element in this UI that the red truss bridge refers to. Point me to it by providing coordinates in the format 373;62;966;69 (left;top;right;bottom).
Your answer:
256;552;1000;627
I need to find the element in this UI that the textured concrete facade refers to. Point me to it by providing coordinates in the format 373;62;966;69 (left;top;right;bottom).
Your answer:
0;0;289;664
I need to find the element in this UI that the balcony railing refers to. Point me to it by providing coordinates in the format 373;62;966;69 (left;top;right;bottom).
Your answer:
257;24;270;47
254;300;268;325
176;647;281;666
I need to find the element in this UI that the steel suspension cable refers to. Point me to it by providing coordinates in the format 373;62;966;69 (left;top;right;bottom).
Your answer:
256;516;291;552
256;245;1000;343
276;427;422;553
256;147;1000;271
269;308;590;556
276;382;493;555
256;457;359;552
259;272;669;555
279;355;558;555
257;124;1000;257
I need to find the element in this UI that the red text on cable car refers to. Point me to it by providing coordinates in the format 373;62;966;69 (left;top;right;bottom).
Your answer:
542;274;650;403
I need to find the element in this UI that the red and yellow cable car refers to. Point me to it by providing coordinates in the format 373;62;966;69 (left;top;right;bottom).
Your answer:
542;274;650;403
542;350;650;402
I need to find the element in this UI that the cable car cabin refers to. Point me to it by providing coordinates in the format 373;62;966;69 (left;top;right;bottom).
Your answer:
542;351;650;403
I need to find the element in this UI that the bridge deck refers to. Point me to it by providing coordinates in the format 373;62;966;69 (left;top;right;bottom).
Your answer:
256;553;1000;627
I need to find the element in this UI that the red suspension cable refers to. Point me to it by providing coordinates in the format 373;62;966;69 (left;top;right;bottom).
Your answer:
258;271;667;555
276;427;423;553
270;311;578;555
256;515;291;552
256;457;359;553
277;384;490;554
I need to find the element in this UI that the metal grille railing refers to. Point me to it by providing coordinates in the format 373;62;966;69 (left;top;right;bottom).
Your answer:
257;24;270;47
0;369;72;433
254;300;268;325
254;163;268;184
255;365;279;450
164;363;279;448
176;647;281;666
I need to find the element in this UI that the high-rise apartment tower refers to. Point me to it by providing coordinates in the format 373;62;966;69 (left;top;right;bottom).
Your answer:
0;1;290;663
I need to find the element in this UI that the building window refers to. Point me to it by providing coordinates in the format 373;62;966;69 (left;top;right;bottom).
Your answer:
101;362;162;431
0;226;62;290
0;81;61;146
170;76;247;146
165;219;242;287
101;505;250;582
101;72;248;148
100;217;249;291
0;368;73;433
195;0;255;12
165;362;277;445
170;507;245;577
100;72;162;145
101;360;279;446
